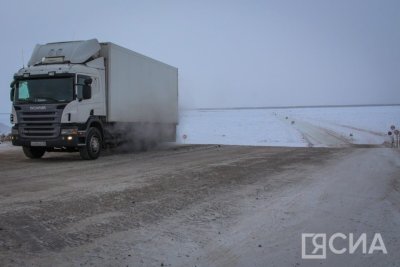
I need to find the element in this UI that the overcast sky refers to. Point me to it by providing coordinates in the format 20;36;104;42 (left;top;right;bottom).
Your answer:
0;0;399;124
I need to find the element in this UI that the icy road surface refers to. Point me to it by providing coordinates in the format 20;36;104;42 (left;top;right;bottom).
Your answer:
0;145;399;266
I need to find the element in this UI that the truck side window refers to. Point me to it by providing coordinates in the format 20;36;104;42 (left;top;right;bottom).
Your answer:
77;75;92;100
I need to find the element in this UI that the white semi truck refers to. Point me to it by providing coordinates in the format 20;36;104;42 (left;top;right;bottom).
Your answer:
9;39;178;159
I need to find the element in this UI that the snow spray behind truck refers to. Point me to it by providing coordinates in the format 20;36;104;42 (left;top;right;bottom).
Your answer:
9;39;178;159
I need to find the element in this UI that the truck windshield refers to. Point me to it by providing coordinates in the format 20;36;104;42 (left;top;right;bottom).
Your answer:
15;77;74;104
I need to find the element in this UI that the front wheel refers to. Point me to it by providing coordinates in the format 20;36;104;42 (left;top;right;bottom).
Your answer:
22;146;45;159
80;127;102;160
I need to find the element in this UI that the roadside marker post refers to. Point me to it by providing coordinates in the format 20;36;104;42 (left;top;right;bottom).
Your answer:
182;134;187;144
394;130;399;148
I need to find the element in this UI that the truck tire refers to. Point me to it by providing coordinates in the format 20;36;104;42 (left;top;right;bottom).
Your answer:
80;127;102;160
22;146;45;159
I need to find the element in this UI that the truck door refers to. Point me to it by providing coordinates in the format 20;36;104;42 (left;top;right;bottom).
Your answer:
76;74;96;123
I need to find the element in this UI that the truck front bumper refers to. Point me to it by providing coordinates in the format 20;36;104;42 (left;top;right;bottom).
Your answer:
11;125;87;148
12;133;86;149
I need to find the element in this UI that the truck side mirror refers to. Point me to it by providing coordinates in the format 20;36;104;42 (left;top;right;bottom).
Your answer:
10;88;15;102
82;85;91;99
10;80;15;102
77;84;91;101
84;78;92;85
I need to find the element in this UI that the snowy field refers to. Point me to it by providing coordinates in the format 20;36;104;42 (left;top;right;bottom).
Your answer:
177;105;400;147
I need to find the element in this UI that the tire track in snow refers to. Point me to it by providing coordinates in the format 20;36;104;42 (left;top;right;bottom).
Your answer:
278;115;352;147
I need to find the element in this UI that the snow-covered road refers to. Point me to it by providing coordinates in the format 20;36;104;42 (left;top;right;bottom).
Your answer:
1;144;399;266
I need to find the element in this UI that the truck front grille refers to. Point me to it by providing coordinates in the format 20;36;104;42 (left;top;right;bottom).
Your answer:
18;110;62;139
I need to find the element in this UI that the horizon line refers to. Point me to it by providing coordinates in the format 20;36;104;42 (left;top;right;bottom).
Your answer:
187;103;400;111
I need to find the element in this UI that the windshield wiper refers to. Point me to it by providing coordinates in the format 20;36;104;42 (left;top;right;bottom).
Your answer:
34;96;62;103
16;98;35;104
16;97;62;104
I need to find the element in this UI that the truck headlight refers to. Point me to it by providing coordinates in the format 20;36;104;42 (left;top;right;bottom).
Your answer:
11;128;18;135
61;128;78;135
10;114;14;124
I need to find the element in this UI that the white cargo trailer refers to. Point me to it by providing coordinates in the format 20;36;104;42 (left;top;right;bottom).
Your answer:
100;42;178;124
9;39;178;160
